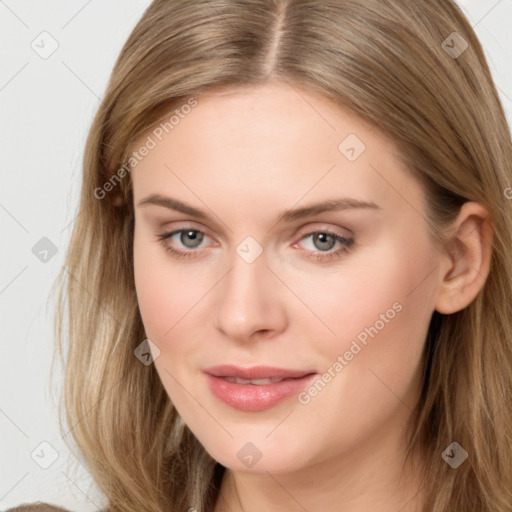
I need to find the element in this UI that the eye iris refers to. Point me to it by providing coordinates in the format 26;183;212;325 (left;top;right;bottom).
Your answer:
313;233;336;251
181;230;204;248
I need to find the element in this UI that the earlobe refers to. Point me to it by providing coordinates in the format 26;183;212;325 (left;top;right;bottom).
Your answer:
434;202;492;315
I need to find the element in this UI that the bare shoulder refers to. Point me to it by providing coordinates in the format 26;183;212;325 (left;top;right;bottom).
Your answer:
3;502;73;512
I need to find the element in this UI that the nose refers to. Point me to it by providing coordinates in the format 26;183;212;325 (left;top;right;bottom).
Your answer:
213;246;288;343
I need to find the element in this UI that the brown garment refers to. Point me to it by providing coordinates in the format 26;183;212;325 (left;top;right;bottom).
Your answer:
4;503;72;512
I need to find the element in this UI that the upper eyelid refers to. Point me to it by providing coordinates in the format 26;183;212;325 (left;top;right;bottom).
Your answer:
159;220;352;238
160;221;353;238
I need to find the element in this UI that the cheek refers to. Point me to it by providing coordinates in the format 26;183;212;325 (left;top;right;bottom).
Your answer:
285;234;437;455
304;235;436;320
133;228;206;342
296;228;437;377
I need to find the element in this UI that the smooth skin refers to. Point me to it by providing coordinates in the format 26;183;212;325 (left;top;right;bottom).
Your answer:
131;80;492;512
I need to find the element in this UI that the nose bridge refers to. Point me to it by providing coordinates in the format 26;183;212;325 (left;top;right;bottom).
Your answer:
213;239;286;340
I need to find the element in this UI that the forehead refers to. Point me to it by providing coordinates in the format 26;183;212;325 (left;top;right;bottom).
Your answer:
130;81;423;223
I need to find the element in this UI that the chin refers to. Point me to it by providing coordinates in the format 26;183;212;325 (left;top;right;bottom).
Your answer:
196;431;316;475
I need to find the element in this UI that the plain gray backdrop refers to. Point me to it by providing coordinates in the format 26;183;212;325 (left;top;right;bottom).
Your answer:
1;0;511;510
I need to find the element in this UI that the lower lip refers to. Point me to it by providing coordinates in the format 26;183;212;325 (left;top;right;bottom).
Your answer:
205;373;317;411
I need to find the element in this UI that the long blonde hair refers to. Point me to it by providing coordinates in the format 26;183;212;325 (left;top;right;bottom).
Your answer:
52;1;512;510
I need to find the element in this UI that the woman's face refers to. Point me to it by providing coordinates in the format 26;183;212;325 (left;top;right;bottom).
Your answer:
131;80;441;474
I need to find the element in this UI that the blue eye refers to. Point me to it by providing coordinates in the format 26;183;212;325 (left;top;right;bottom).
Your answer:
297;231;354;262
156;229;211;258
175;229;205;248
156;228;354;262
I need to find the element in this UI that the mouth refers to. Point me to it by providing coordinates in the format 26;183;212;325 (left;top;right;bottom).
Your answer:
203;365;318;411
204;364;316;381
219;376;303;385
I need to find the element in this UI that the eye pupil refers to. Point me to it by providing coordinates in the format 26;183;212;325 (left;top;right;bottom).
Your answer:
313;233;335;251
180;230;204;248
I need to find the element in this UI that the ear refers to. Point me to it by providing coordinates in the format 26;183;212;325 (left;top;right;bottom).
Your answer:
434;202;492;314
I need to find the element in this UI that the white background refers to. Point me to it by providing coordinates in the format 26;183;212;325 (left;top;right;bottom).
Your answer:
1;1;511;510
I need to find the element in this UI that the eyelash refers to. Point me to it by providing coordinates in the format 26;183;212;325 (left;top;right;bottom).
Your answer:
156;228;354;263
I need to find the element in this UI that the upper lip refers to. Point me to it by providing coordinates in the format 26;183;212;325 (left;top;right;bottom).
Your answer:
204;365;316;380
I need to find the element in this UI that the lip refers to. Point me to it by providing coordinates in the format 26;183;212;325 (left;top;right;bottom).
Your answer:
204;365;317;411
204;364;315;380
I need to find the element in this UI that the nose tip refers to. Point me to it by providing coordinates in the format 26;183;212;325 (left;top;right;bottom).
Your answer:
212;250;288;342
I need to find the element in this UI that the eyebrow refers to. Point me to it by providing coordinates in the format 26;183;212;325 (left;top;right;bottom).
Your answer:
137;193;381;222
